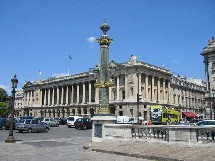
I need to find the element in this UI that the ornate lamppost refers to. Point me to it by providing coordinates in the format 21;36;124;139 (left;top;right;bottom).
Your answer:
5;74;18;143
91;21;117;141
93;21;116;115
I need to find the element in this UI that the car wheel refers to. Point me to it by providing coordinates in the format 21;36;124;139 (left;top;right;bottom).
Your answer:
75;126;78;129
28;128;32;133
83;126;87;130
2;126;6;130
67;125;71;128
44;127;49;133
19;130;23;133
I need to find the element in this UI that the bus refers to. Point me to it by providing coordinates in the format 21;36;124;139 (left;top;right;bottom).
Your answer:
150;105;180;125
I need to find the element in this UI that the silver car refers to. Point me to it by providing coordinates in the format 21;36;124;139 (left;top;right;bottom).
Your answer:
16;119;50;133
42;118;59;127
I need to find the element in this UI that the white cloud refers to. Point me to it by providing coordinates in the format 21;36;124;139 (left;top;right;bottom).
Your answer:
0;84;10;94
86;36;96;43
172;60;181;64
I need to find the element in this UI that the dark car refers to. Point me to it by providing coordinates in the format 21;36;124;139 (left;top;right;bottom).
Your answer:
74;118;92;130
5;118;18;130
0;118;17;130
0;118;7;130
59;118;67;125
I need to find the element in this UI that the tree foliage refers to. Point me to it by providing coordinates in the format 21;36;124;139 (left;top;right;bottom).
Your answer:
0;87;8;102
0;88;9;117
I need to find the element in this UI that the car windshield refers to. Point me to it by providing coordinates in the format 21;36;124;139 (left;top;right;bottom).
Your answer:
18;119;25;123
76;118;83;122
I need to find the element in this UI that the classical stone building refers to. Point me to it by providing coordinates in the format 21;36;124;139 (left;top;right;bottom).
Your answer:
201;36;215;119
17;55;206;120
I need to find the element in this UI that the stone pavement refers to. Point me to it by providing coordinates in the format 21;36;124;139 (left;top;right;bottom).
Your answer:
84;139;215;161
1;137;215;161
0;138;150;161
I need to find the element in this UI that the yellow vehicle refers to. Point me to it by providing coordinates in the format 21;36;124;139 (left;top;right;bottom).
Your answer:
150;105;180;125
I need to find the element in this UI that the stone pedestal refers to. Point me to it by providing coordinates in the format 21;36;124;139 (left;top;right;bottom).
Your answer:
91;115;116;142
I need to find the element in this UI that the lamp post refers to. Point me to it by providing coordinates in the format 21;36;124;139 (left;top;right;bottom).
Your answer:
91;22;117;142
5;74;18;143
94;21;115;115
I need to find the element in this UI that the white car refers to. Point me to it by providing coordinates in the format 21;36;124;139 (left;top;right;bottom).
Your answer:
67;116;82;128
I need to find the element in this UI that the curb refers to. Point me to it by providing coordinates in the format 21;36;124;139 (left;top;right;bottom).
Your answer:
84;145;184;161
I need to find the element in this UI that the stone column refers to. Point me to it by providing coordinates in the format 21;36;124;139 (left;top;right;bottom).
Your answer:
44;89;47;106
157;77;160;101
66;86;69;105
125;74;128;99
152;76;154;100
71;85;74;104
89;82;91;103
57;87;59;105
95;84;99;104
138;73;141;94
77;84;79;103
52;88;55;105
83;83;85;103
61;86;64;105
145;75;148;99
29;91;32;106
47;88;50;106
27;91;30;106
109;87;112;101
168;81;171;102
116;76;119;100
40;89;43;106
163;79;166;101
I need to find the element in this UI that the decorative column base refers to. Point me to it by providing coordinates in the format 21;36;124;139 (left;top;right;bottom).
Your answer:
5;136;16;143
91;115;116;142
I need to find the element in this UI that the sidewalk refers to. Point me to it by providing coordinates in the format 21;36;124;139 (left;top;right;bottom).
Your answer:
85;139;215;161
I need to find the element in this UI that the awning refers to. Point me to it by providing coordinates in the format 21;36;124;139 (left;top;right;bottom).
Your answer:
182;112;197;118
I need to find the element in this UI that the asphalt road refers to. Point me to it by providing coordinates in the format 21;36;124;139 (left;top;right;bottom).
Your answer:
0;125;92;142
0;125;152;161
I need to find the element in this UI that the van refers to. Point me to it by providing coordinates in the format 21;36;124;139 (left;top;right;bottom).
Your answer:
67;116;82;128
116;116;130;124
129;116;144;124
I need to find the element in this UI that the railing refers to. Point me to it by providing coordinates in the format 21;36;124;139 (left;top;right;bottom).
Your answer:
104;124;215;144
131;125;215;143
131;125;168;141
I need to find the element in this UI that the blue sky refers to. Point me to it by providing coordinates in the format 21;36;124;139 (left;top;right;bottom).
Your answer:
0;0;215;93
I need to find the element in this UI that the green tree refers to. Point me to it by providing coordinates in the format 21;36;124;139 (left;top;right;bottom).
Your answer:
0;88;9;117
0;87;8;102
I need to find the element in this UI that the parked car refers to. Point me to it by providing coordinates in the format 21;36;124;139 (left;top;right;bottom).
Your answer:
15;119;50;133
67;116;82;128
0;118;7;130
53;117;61;123
59;118;67;125
74;118;92;130
197;120;215;126
5;118;18;130
18;116;34;120
42;118;59;127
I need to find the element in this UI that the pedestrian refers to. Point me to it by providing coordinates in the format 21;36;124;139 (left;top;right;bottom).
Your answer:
148;120;152;125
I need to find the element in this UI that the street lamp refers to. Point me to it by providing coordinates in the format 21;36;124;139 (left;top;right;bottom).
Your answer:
5;74;18;143
93;21;116;115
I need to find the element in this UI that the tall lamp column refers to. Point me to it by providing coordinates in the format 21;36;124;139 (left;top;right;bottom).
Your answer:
5;74;18;143
95;21;114;115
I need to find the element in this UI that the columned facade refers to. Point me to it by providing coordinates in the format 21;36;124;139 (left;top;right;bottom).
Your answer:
19;55;206;120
